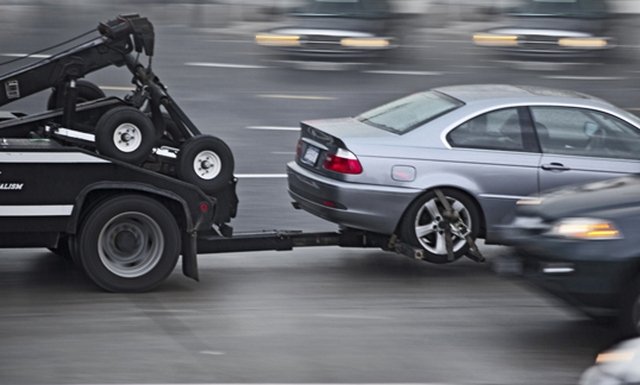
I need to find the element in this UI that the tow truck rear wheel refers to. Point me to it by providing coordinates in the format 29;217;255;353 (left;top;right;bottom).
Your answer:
95;106;156;165
78;195;181;292
177;135;234;194
47;80;106;110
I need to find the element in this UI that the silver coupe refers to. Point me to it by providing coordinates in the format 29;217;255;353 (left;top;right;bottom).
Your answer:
287;84;640;262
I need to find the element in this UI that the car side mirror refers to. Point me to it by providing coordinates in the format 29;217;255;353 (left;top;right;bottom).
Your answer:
584;121;599;137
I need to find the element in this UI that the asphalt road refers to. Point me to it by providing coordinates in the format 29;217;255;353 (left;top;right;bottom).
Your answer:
0;2;638;384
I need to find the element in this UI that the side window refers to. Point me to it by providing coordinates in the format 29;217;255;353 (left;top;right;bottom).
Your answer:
448;108;526;151
530;107;640;160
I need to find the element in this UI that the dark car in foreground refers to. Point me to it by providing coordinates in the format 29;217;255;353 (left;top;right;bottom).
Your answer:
501;176;640;336
287;84;640;264
255;0;397;65
473;0;615;58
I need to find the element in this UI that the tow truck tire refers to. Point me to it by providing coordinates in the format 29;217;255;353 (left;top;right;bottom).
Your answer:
47;80;106;110
95;106;156;165
399;189;480;264
176;135;234;194
78;195;181;293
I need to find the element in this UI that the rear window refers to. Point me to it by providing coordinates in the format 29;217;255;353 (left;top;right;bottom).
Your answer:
357;91;463;134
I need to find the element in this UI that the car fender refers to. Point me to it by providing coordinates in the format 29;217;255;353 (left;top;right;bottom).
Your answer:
398;173;486;235
67;181;200;281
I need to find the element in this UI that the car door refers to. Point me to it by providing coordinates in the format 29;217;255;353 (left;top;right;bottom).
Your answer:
446;106;541;228
531;106;640;192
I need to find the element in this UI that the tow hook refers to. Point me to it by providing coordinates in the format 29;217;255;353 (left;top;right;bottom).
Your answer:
434;189;485;263
387;234;425;260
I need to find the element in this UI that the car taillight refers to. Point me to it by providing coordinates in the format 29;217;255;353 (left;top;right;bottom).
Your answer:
323;148;363;174
296;139;303;159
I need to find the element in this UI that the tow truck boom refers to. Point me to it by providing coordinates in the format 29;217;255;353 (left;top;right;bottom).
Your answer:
0;14;153;108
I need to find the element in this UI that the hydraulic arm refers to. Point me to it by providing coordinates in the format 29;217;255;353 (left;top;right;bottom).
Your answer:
0;14;154;108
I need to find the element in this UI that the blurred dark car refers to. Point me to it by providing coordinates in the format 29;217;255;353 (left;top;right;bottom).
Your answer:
255;0;397;63
473;0;615;57
580;338;640;385
501;176;640;336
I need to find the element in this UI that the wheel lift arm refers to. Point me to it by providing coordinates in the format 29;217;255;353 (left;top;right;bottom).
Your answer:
196;229;425;259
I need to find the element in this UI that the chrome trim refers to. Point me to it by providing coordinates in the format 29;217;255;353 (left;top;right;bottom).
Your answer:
302;137;329;151
54;128;95;142
479;193;530;200
0;152;109;163
440;102;640;150
0;205;73;216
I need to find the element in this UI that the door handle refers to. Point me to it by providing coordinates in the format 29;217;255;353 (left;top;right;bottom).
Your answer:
541;162;570;171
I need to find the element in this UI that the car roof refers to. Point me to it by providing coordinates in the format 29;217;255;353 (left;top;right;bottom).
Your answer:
433;84;603;105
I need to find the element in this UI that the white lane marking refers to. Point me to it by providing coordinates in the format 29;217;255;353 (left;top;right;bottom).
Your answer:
314;313;393;320
185;62;270;69
625;107;640;112
62;383;459;385
235;174;287;179
1;53;51;58
247;126;300;131
454;65;493;69
257;94;336;101
99;86;135;91
363;70;443;76
204;39;254;44
496;60;599;67
541;75;627;81
199;351;226;356
272;151;296;155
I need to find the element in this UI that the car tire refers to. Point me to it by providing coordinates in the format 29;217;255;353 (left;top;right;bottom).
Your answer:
400;189;480;264
77;195;181;292
176;135;234;194
47;80;106;110
95;106;156;164
620;278;640;337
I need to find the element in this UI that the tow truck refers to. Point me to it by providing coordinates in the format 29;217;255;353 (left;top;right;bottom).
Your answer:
0;15;482;292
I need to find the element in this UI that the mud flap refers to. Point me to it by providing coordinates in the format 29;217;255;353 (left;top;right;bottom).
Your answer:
181;231;199;281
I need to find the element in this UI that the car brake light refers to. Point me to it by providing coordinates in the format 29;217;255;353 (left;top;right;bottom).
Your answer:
296;139;303;159
323;148;363;174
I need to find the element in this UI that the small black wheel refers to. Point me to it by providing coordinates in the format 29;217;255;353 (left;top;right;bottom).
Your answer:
77;195;181;292
400;189;480;264
176;135;234;194
95;106;156;164
620;278;640;337
47;80;106;110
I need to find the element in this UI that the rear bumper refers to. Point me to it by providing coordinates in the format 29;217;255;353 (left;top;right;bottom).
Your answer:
287;161;420;234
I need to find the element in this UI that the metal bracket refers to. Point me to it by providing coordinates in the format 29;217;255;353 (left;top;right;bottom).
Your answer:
388;234;425;260
434;189;485;263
